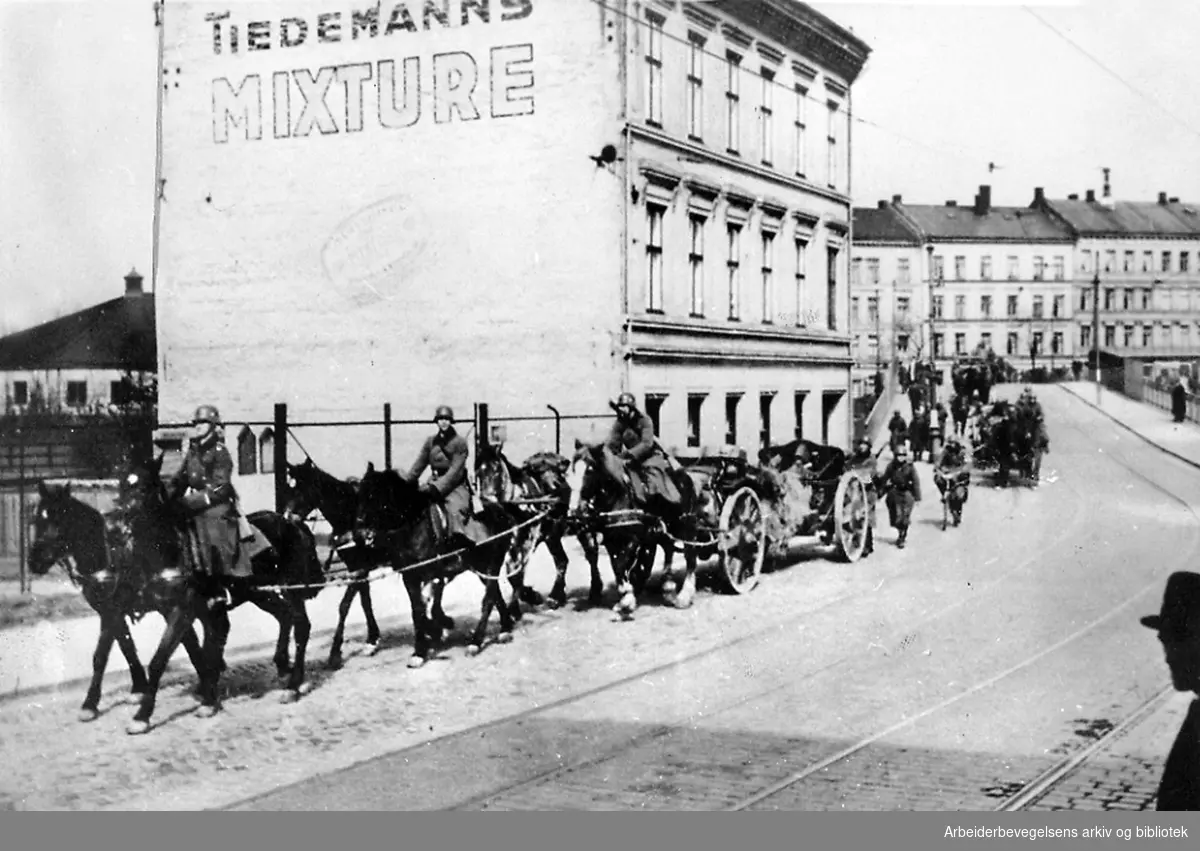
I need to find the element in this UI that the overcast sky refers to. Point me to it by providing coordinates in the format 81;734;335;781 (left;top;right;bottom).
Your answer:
3;0;1199;332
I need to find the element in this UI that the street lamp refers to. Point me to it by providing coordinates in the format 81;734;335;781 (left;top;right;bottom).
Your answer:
1092;266;1101;405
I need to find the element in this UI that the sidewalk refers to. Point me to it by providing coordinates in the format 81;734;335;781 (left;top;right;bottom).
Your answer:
1058;381;1200;469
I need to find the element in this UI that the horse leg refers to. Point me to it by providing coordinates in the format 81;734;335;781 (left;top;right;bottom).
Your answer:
430;576;455;634
544;533;571;608
511;526;544;609
467;577;502;656
404;574;432;668
79;613;120;722
660;542;678;604
112;616;148;695
328;582;358;669
673;547;698;610
358;579;382;654
128;601;202;734
612;543;638;620
247;591;294;679
583;531;604;605
279;592;312;702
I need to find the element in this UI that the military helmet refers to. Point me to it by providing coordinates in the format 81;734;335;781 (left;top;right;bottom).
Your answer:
193;404;221;425
433;405;455;422
615;392;637;408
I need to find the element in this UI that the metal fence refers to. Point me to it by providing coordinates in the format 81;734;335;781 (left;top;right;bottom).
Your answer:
1136;385;1200;425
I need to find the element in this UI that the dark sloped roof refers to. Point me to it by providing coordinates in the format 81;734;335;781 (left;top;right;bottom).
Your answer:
1042;199;1200;236
852;206;921;244
0;293;155;371
896;204;1073;242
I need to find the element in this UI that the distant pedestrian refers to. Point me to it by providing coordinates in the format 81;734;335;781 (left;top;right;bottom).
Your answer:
1141;571;1200;811
1172;382;1188;424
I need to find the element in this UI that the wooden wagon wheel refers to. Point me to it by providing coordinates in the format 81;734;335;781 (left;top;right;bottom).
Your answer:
717;486;765;595
833;471;869;563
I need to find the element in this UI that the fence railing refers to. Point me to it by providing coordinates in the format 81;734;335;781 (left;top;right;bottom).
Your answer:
1136;385;1200;425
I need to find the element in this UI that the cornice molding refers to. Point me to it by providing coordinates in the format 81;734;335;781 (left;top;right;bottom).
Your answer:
757;42;785;65
721;23;754;49
681;2;718;31
628;316;852;350
792;59;818;81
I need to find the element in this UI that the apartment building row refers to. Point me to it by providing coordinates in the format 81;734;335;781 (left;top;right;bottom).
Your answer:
851;185;1200;374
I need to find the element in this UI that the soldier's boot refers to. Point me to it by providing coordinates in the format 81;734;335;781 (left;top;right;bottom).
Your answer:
897;527;908;549
863;526;874;557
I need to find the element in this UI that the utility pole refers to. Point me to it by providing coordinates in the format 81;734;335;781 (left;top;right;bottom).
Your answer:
1092;263;1101;405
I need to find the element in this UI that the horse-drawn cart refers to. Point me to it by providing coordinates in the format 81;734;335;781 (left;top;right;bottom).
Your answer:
972;399;1047;485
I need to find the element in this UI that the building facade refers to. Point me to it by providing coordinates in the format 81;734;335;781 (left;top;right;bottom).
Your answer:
849;199;923;377
1033;189;1200;361
155;1;870;507
852;186;1076;375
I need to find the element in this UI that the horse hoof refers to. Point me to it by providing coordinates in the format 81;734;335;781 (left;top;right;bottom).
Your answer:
126;720;151;736
673;594;695;610
195;704;220;719
407;656;426;669
545;596;563;610
326;655;343;671
365;642;381;657
465;644;481;657
588;591;604;605
495;631;514;645
78;708;99;723
297;681;314;696
278;690;299;705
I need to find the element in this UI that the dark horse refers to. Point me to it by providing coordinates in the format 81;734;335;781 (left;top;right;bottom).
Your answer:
118;456;325;733
352;464;532;666
566;441;700;618
475;443;605;608
27;479;207;723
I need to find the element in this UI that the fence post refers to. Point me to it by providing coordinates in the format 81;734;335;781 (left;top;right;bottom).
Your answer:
17;425;26;595
546;404;561;455
383;402;393;470
274;403;287;514
474;402;490;457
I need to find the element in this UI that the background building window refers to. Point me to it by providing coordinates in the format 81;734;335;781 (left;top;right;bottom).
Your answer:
759;69;774;165
1142;325;1152;347
759;393;774;450
826;101;839;188
1080;325;1092;348
793;85;807;176
897;296;910;315
826;246;839;331
1032;256;1045;281
725;53;741;153
1007;332;1018;355
933;333;944;358
689;217;705;317
793;391;806;439
932;295;943;318
1104;288;1114;310
1032;295;1044;318
1162;251;1172;273
761;231;775;323
980;256;992;280
1124;250;1134;272
687;35;704;140
725;393;741;446
727;224;741;320
1007;295;1018;317
980;332;992;351
259;428;275;474
1182;252;1191;273
646;206;664;312
1032;331;1044;355
1053;295;1064;318
794;239;807;325
932;254;944;281
644;395;666;436
686;395;705;448
897;258;910;283
954;255;966;281
1053;256;1065;280
954;332;966;355
866;295;878;323
645;13;664;126
12;381;28;405
66;381;87;407
954;295;965;319
1007;256;1019;280
867;258;880;284
237;426;258;475
980;295;992;318
109;380;130;406
1104;325;1116;347
1052;332;1063;354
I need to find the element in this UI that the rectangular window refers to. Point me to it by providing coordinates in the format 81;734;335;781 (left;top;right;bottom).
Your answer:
66;381;87;407
1080;289;1089;311
1124;250;1134;272
687;395;704;448
851;296;860;323
687;35;704;140
1104;287;1114;311
1081;325;1092;348
1033;256;1045;281
794;239;807;325
1143;251;1153;272
727;225;741;320
725;393;741;446
689;216;705;317
1105;325;1116;347
954;332;966;355
725;53;741;154
954;295;966;319
1007;332;1019;355
897;296;910;315
759;393;773;450
793;392;806;440
1053;295;1064;318
1123;324;1134;347
897;258;910;283
1105;250;1116;272
932;254;944;281
932;295;944;318
850;257;861;286
980;255;992;280
1123;288;1133;310
110;379;130;406
897;334;909;352
980;295;992;318
954;255;966;281
1007;295;1018;317
980;332;992;351
826;101;839;189
1163;250;1172;273
644;395;665;436
1081;249;1092;273
646;13;664;126
866;295;878;323
826;246;839;331
933;333;944;358
12;380;28;405
1053;256;1065;280
867;258;880;284
761;231;775;323
1183;252;1191;273
646;206;664;312
1032;331;1044;355
1033;295;1044;319
1052;332;1063;354
1142;288;1151;309
759;69;774;166
1007;256;1019;280
793;86;807;176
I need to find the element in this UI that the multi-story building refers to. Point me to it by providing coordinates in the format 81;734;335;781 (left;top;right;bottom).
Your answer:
1033;189;1200;362
849;198;923;377
155;0;872;506
852;185;1076;374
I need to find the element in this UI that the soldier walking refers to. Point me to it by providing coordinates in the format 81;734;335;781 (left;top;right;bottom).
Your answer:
880;444;921;549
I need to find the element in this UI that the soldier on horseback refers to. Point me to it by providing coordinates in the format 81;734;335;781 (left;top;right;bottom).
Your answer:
169;404;252;609
593;392;682;513
406;405;489;551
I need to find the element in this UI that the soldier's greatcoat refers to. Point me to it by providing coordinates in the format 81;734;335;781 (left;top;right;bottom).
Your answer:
598;411;679;507
880;457;921;530
171;438;250;578
408;425;485;543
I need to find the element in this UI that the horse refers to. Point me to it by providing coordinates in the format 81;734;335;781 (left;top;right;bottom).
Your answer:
119;456;325;733
565;440;700;619
352;464;530;666
474;443;605;608
27;478;208;723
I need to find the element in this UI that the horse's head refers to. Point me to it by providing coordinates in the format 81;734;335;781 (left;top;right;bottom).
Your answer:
567;440;605;514
284;457;320;519
353;463;426;547
28;481;76;575
475;442;515;505
120;453;175;521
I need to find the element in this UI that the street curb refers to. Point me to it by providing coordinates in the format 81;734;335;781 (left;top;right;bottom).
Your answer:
1058;384;1200;472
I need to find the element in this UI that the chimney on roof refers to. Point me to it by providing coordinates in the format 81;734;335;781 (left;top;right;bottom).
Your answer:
1085;189;1096;203
1159;192;1169;206
892;194;902;204
1102;167;1112;205
124;267;144;297
946;200;957;207
1031;186;1045;206
877;200;887;209
1170;196;1180;204
1067;193;1079;201
974;185;992;216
